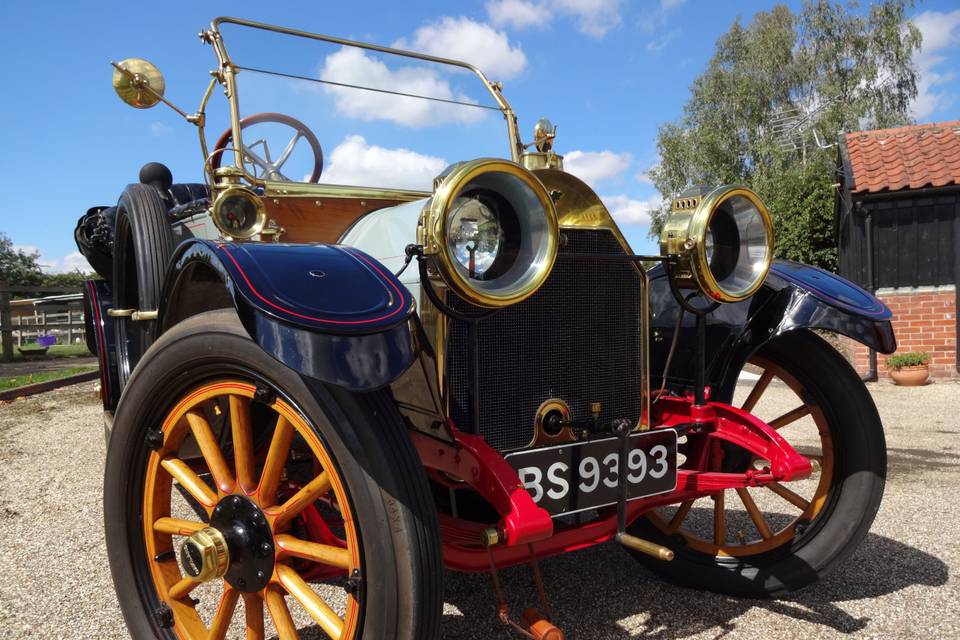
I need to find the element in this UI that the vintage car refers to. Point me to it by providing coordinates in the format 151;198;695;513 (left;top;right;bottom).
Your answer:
77;16;895;640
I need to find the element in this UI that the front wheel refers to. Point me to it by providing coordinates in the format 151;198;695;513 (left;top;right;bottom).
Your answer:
628;329;886;596
104;310;442;639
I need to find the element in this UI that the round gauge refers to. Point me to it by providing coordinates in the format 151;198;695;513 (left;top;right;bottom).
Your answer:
212;188;266;239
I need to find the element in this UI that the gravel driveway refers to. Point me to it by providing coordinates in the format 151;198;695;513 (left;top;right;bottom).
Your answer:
1;379;958;639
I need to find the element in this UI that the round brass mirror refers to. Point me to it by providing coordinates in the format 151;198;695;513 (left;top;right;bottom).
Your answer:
111;58;165;109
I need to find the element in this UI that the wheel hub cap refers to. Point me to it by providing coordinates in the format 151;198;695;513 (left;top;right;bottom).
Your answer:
179;495;276;593
179;527;229;583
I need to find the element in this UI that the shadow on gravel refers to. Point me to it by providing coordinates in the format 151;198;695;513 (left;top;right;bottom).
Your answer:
440;531;948;639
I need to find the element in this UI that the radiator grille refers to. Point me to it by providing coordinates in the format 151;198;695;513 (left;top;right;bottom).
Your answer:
447;229;643;452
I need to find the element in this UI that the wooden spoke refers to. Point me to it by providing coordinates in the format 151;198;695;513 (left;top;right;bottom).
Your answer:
277;564;344;639
769;405;812;430
271;472;331;529
667;500;694;533
186;410;235;493
168;577;198;601
244;593;265;640
230;396;257;494
736;487;773;540
258;415;294;508
741;368;774;412
153;517;205;537
276;534;351;570
713;491;726;546
208;588;240;640
160;457;217;508
767;482;810;510
265;586;300;640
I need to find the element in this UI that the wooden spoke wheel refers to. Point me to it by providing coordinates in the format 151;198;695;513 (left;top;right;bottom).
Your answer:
104;311;443;640
143;380;361;639
627;330;886;597
647;355;835;557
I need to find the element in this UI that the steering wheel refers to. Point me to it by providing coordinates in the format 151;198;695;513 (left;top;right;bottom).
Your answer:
211;112;324;182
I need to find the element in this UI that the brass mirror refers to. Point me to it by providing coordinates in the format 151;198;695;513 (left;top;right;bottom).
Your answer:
111;58;165;109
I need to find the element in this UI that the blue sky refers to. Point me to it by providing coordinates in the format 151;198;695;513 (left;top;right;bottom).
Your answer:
2;0;959;272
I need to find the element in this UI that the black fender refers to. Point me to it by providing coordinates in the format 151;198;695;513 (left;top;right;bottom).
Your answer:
158;239;420;391
650;259;896;402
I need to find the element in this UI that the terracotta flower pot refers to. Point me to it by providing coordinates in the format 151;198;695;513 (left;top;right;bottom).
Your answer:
889;365;929;387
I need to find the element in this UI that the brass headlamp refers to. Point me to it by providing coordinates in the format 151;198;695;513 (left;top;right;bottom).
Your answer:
419;158;559;308
660;185;774;303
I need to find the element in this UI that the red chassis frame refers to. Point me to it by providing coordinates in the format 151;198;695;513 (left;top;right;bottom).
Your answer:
412;394;814;572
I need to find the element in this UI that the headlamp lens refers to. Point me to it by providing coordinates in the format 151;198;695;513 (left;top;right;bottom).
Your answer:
447;196;503;279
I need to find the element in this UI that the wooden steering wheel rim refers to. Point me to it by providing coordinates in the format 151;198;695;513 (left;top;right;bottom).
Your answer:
211;112;324;182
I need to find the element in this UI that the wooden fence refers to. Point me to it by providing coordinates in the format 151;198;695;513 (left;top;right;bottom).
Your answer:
0;283;86;362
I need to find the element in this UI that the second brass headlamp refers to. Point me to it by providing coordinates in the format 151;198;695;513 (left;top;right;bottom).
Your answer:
660;185;774;303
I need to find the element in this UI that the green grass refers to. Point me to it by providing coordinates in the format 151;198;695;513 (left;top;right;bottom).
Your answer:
12;343;92;360
0;366;98;392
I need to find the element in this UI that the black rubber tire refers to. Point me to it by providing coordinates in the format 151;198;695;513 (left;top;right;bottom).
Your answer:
104;310;443;639
112;183;175;389
627;329;886;597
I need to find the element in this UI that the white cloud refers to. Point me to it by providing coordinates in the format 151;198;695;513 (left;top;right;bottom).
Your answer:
601;194;662;226
486;0;550;30
318;135;447;191
564;150;632;185
150;121;172;137
319;47;487;127
646;28;680;53
487;0;621;38
910;10;960;119
660;0;686;10
13;244;91;274
394;17;527;79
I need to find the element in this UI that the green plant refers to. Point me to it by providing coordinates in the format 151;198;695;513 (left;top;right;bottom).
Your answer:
886;351;929;370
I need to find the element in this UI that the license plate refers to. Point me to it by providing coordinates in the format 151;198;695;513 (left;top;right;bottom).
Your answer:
505;430;678;517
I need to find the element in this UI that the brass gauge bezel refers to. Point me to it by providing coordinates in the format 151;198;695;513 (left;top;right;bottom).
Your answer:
211;186;268;240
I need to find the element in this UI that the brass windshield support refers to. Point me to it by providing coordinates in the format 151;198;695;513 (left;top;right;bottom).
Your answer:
207;16;525;163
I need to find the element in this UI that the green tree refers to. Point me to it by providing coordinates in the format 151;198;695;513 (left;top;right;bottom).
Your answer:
0;232;43;288
649;0;921;270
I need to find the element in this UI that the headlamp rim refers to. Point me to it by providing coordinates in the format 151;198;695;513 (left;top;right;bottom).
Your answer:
425;158;559;308
690;186;774;302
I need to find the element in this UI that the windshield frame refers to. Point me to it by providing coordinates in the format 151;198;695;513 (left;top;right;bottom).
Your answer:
203;16;523;193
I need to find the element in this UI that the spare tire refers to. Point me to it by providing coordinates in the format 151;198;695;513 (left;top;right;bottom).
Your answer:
112;184;175;389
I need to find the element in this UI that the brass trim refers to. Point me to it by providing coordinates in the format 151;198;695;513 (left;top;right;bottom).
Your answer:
131;310;159;321
660;185;774;303
421;158;559;308
262;181;430;202
207;15;525;175
616;532;674;561
211;186;268;240
529;398;576;448
106;308;134;318
179;526;230;582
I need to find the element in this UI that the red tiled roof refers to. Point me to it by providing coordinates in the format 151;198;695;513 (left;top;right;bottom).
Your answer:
844;120;960;194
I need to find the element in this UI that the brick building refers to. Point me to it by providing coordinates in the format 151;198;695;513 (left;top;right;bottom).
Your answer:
836;120;959;379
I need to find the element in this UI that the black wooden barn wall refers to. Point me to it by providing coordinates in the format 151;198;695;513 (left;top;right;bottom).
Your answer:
838;189;959;290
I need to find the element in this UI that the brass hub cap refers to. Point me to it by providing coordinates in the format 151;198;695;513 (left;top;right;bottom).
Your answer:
179;527;229;583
